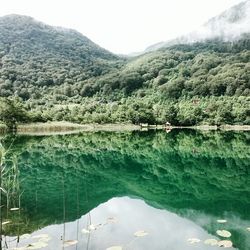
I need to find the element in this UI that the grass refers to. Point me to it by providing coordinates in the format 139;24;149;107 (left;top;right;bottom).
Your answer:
0;121;249;136
16;121;140;135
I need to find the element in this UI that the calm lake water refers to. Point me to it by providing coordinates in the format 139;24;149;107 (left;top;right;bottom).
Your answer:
1;130;250;250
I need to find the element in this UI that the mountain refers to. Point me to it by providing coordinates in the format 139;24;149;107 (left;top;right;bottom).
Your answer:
0;12;249;126
0;14;122;99
146;0;250;51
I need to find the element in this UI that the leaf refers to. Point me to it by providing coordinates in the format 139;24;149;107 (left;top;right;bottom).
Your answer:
2;220;11;225
81;228;90;234
10;207;20;211
32;234;51;243
216;230;231;238
217;219;227;223
39;236;51;242
204;239;218;246
247;227;250;232
0;187;7;194
107;217;118;224
187;238;201;244
63;240;78;247
106;246;123;250
20;234;31;240
32;234;49;239
88;224;96;231
134;230;148;237
26;241;48;249
217;240;233;248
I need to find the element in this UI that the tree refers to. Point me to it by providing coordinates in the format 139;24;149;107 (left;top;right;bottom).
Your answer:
0;98;29;131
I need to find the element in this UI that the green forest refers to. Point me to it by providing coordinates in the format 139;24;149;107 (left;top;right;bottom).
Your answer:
0;15;249;128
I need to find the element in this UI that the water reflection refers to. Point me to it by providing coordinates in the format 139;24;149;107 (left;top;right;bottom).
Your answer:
1;130;250;249
5;197;237;250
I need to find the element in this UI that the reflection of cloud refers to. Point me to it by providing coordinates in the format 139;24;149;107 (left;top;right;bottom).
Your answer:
6;197;239;249
70;197;233;249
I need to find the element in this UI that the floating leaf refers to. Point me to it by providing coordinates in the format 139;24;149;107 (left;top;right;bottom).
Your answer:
96;223;103;229
32;235;51;242
20;234;31;240
32;234;49;239
26;241;48;249
63;240;78;247
107;217;118;224
187;238;201;244
216;230;231;238
88;224;96;231
10;207;20;211
38;236;51;242
0;187;7;193
81;228;90;234
217;219;227;224
134;230;148;237
106;246;123;250
217;240;233;248
204;239;218;246
2;220;11;225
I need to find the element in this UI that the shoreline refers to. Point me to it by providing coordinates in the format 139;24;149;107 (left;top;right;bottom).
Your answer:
0;122;250;135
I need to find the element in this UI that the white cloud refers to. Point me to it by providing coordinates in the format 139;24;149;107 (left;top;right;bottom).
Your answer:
0;0;244;53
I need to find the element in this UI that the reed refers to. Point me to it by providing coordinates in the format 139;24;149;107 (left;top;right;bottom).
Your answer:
0;139;22;249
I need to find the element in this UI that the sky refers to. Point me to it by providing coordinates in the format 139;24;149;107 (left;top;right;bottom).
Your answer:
0;0;244;54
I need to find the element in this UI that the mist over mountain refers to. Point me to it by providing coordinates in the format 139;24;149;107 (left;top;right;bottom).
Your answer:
0;7;249;126
146;0;250;51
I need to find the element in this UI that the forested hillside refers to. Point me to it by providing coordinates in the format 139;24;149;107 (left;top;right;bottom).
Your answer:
0;14;121;99
0;14;249;126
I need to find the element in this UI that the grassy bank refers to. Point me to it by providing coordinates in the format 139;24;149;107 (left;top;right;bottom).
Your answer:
16;122;140;135
0;122;249;136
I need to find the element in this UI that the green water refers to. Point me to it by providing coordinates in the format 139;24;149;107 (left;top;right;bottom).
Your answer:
1;130;250;250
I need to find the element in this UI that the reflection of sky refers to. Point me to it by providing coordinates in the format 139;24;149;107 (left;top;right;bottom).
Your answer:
6;197;235;250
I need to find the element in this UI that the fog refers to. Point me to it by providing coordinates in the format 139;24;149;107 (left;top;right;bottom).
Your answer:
147;0;250;51
185;0;250;42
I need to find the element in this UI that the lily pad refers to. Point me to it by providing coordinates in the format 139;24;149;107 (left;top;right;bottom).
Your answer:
0;187;7;193
106;246;123;250
2;220;11;225
187;238;201;244
217;219;227;223
217;240;233;248
10;207;20;211
82;228;90;234
107;217;118;223
88;224;96;231
26;241;48;249
32;234;49;239
134;230;148;237
63;240;78;247
204;239;218;246
216;230;231;238
20;234;31;240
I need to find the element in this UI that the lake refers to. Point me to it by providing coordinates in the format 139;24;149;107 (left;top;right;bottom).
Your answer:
0;129;250;250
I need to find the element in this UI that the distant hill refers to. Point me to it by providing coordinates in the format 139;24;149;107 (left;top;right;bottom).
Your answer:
146;0;250;51
0;14;121;99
